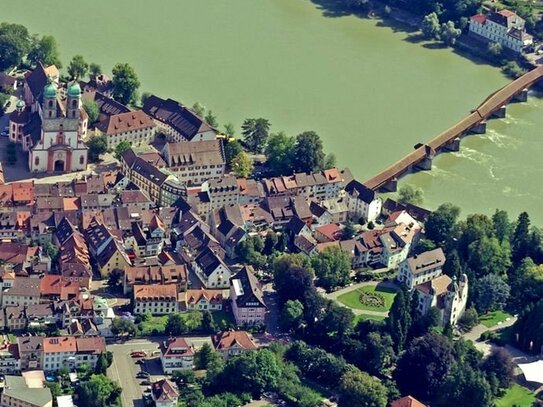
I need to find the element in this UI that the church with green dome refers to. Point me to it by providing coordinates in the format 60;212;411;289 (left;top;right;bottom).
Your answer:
8;62;88;173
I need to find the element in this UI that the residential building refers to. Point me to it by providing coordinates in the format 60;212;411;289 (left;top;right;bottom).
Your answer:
81;74;114;97
184;288;224;311
160;140;226;186
9;64;88;173
469;9;533;53
1;371;52;407
160;337;194;374
126;217;166;258
74;337;106;370
142;95;218;142
2;277;41;307
95;238;131;278
212;330;258;360
0;340;21;374
42;337;77;372
202;176;240;210
398;248;446;290
209;205;247;258
133;284;179;315
414;274;469;326
5;305;28;331
345;180;382;222
152;379;180;407
230;266;266;326
191;247;232;289
237;178;265;205
96;110;156;149
17;337;44;370
123;264;188;295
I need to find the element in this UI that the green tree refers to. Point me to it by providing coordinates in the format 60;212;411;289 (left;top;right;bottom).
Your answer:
223;122;236;137
425;203;460;245
204;110;218;128
513;299;543;353
439;21;461;46
140;91;152;106
165;313;188;335
311;246;351;291
512;212;531;263
443;249;463;280
502;61;526;79
293;131;325;173
218;349;282;397
192;102;206;118
89;62;102;78
231;151;253;178
86;135;108;162
114;140;132;160
68;54;88;79
242;118;271;153
171;369;196;386
28;35;62;68
111;318;136;337
224;138;243;167
95;352;113;375
112;62;140;105
0;23;31;71
421;12;441;39
487;42;503;60
467;237;511;278
338;370;388;407
481;348;514;391
509;257;543;310
83;100;99;124
265;131;295;175
387;288;412;352
201;310;218;333
264;231;278;255
195;342;222;369
398;184;424;205
358;331;395;375
394;333;454;401
435;365;493;407
459;307;478;330
78;374;122;407
473;273;510;314
274;263;315;305
46;382;62;398
324;152;336;169
492;209;511;243
279;299;304;332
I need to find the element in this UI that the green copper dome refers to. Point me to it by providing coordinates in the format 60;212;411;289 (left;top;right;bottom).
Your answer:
43;82;57;98
16;99;25;109
67;82;81;97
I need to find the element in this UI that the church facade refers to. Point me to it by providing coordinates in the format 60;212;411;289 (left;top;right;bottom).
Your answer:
8;63;88;173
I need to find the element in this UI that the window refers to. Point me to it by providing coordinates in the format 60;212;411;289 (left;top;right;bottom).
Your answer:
80;155;85;165
34;156;39;166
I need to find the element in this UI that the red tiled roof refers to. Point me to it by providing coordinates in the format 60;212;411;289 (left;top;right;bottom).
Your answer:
470;14;487;24
11;181;33;202
212;330;257;351
391;396;427;407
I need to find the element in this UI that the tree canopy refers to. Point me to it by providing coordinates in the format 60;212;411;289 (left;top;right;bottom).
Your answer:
242;118;270;153
0;22;31;71
28;35;62;68
112;62;140;105
68;54;89;79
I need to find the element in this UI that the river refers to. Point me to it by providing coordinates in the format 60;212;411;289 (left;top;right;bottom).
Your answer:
2;0;541;224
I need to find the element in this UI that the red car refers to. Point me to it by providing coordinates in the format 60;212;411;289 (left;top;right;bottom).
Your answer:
130;351;147;358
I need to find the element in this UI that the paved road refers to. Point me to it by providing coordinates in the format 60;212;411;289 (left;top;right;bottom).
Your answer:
462;316;518;343
324;279;399;317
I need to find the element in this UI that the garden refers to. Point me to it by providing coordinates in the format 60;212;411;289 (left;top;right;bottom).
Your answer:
337;284;397;312
496;384;536;407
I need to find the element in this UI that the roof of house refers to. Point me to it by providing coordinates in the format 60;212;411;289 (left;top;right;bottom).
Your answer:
194;247;229;277
39;274;80;299
152;378;179;403
76;337;106;354
391;396;427;407
406;248;446;275
25;62;59;102
96;110;155;136
143;95;216;140
212;330;258;351
346;180;377;204
163;140;225;167
43;337;77;353
160;337;194;357
11;181;34;202
3;375;52;407
134;284;178;301
5;277;40;298
315;223;343;241
470;14;487;24
185;288;224;305
125;265;188;286
415;274;453;296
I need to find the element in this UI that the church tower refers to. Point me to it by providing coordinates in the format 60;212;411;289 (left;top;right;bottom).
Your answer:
67;82;81;119
42;76;57;119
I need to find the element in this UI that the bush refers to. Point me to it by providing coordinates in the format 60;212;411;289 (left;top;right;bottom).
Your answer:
459;307;479;330
501;61;526;79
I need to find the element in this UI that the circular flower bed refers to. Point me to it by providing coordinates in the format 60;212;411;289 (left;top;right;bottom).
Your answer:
359;291;385;308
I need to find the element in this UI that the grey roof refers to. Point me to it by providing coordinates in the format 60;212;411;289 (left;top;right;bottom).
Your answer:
231;266;266;308
406;248;446;275
345;180;377;204
3;375;52;407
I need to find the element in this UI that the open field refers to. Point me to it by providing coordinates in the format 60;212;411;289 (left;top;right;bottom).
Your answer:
480;311;513;328
496;384;536;407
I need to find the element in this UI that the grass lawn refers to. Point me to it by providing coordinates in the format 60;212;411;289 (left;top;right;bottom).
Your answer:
138;315;168;336
496;384;536;407
337;284;397;312
479;310;512;328
353;314;386;325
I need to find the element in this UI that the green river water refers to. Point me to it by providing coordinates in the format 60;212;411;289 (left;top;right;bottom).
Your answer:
2;0;542;223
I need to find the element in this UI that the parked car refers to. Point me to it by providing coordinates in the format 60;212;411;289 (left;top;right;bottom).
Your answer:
140;379;151;385
136;372;150;379
130;351;147;358
135;359;145;365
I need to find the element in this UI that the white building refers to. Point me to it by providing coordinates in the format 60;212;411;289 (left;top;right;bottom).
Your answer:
398;248;446;290
469;10;533;53
191;248;232;289
133;284;179;315
95;110;156;149
345;180;382;222
415;274;469;326
9;64;88;173
151;379;180;407
160;338;194;374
